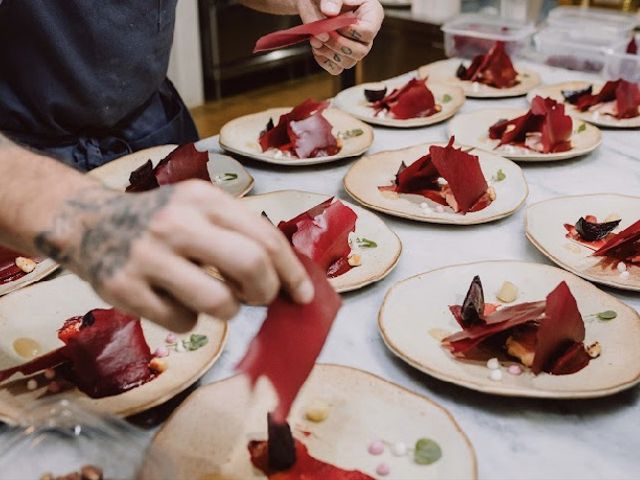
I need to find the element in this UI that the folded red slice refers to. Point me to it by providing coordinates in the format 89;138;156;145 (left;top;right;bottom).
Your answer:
248;439;373;479
0;246;35;285
489;96;572;153
236;253;341;424
259;99;340;159
456;41;519;88
378;136;492;214
0;308;156;397
371;78;439;120
627;36;638;54
593;219;640;265
573;80;640;119
126;143;211;192
277;198;357;277
254;13;357;53
443;279;592;375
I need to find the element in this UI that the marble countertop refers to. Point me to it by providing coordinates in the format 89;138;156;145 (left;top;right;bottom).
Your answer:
195;62;640;479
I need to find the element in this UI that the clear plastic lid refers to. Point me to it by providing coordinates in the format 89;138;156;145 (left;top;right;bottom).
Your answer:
547;6;637;36
442;13;536;42
535;26;627;51
0;399;174;480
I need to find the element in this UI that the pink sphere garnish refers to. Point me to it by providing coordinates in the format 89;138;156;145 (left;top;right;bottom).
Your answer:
47;381;61;394
376;463;390;476
165;333;178;344
368;440;385;456
154;346;169;358
508;364;523;375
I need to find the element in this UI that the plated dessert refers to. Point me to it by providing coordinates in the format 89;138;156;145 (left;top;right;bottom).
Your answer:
528;79;640;128
526;194;640;291
242;190;402;292
449;97;602;161
378;261;640;398
141;365;477;480
219;99;373;166
333;77;464;127
0;246;57;297
344;139;527;224
0;274;227;424
417;42;541;98
89;144;254;197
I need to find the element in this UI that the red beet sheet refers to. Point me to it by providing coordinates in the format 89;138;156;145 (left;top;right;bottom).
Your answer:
236;253;341;424
254;13;357;53
371;78;438;119
457;41;519;88
277;198;357;277
593;219;640;261
249;439;373;479
0;309;155;398
575;80;640;119
127;143;210;192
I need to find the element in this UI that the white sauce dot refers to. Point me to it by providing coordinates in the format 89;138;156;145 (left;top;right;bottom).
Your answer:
391;442;407;456
620;271;630;280
27;379;38;391
617;262;627;273
486;358;500;370
489;369;503;382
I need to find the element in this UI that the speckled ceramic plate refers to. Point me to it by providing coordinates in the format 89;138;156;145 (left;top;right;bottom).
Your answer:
448;108;602;161
418;58;541;99
0;274;228;425
343;142;528;225
0;258;58;298
140;364;477;480
527;81;640;129
241;190;401;293
526;194;640;292
89;144;254;197
333;78;465;127
379;261;640;398
219;108;373;166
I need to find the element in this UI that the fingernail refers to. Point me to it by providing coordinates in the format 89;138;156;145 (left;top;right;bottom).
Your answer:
323;1;340;15
310;38;322;49
297;280;315;304
315;33;330;42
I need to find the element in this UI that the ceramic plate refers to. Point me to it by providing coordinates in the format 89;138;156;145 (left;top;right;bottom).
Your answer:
448;108;602;161
140;364;477;480
526;194;640;292
418;58;541;99
344;143;528;225
0;258;58;298
241;190;401;293
333;78;465;128
527;81;640;129
0;274;228;425
89;145;254;197
219;108;373;166
379;261;640;398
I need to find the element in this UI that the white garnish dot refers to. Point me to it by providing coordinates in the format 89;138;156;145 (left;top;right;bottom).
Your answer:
27;379;38;391
486;358;500;370
489;369;503;381
620;271;630;280
617;262;627;273
391;442;407;456
175;341;186;353
435;205;445;213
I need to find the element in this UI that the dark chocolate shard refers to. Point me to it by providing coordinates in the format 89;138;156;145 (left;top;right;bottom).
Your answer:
561;85;593;105
575;217;621;242
364;85;387;103
459;275;485;327
267;413;296;472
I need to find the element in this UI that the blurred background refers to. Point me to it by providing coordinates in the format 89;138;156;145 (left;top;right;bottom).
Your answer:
170;0;640;137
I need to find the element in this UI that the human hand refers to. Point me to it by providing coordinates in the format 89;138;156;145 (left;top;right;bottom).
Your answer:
34;182;314;332
297;0;384;75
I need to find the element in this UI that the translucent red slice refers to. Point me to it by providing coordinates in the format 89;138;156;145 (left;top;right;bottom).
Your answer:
372;79;438;119
593;219;640;261
254;13;357;53
457;41;519;88
237;254;341;423
575;80;640;119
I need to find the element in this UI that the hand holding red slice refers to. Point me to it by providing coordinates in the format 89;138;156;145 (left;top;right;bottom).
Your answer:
456;41;519;89
489;96;573;153
0;308;156;398
254;13;357;53
379;137;492;214
259;99;341;159
236;253;341;424
276;198;357;278
126;143;211;192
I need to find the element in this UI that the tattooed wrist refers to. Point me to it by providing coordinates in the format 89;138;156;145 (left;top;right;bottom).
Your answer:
34;186;174;286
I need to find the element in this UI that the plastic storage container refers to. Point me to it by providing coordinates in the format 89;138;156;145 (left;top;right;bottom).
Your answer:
534;26;628;73
604;34;640;82
547;6;637;39
0;399;174;480
441;14;536;59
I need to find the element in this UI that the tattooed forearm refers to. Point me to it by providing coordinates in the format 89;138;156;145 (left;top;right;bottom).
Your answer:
34;186;174;286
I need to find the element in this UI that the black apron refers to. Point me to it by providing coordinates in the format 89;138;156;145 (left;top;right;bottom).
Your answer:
0;0;199;171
